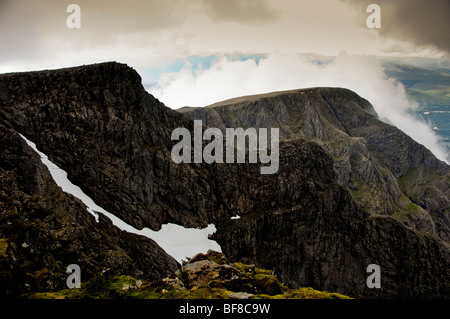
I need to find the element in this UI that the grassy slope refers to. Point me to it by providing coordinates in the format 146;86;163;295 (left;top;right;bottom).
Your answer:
383;61;450;107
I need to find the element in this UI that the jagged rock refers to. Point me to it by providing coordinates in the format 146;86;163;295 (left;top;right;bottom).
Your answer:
0;123;178;295
0;62;449;298
185;250;227;266
228;292;254;299
182;88;450;242
135;279;142;288
121;284;136;291
182;260;238;290
162;277;185;291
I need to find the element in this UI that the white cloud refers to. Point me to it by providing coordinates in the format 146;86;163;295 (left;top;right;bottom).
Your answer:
148;52;449;163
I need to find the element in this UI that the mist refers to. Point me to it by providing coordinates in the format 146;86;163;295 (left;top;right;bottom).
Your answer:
147;53;450;164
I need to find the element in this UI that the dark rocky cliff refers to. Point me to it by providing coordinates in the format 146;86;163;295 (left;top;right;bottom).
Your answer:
0;122;178;295
0;62;449;298
181;88;450;243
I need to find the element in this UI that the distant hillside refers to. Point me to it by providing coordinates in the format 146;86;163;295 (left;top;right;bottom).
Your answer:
383;61;450;146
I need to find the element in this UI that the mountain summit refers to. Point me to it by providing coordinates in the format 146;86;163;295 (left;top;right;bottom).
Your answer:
0;62;449;298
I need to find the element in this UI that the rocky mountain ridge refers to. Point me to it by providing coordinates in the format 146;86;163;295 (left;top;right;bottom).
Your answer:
0;62;449;298
181;88;450;243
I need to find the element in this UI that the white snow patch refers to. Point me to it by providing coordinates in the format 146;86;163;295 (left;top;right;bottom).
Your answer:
19;134;221;264
230;215;241;220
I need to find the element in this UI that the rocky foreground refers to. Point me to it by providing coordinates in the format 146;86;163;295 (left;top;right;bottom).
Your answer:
29;251;351;299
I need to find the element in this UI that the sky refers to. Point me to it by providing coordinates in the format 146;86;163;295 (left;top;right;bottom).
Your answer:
1;0;449;72
1;0;449;162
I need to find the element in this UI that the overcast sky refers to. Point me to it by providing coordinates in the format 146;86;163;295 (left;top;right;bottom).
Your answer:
0;0;448;72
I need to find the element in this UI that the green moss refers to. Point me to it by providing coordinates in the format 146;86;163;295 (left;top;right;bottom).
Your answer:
233;262;250;272
172;287;232;299
252;273;287;295
29;274;140;299
29;289;83;299
254;267;272;275
254;287;353;299
326;292;353;299
205;250;227;265
25;253;352;300
0;238;7;258
128;282;232;300
83;274;138;299
251;293;284;299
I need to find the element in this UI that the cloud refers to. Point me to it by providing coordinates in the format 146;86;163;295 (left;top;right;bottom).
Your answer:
200;0;280;24
342;0;450;55
1;0;280;47
0;0;282;69
148;53;449;163
0;0;41;62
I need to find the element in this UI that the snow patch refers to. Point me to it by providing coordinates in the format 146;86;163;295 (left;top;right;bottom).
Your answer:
19;134;221;264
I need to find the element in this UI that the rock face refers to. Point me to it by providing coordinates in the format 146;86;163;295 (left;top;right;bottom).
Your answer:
181;88;450;243
0;62;449;298
0;123;178;295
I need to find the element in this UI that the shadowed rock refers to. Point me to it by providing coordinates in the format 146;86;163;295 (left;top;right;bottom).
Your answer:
0;62;449;298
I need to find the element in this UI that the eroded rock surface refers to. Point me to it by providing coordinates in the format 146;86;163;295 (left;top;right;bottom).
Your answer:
0;62;449;298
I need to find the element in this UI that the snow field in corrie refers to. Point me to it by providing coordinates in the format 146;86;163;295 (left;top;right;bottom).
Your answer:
20;134;222;264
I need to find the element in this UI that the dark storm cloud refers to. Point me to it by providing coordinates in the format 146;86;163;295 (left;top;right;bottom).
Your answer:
200;0;280;24
4;0;280;36
343;0;450;54
40;0;192;35
63;0;279;34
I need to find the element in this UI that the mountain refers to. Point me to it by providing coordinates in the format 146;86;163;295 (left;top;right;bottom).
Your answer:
180;88;450;243
0;62;449;298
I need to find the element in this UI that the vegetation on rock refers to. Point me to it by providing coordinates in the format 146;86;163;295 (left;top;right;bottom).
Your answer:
28;251;351;299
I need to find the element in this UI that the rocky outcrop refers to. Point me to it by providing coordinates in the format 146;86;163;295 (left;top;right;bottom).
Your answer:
28;251;352;299
0;62;449;298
